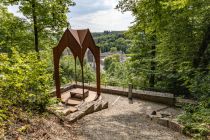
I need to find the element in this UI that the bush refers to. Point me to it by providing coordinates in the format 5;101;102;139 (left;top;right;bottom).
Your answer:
178;99;210;138
0;49;53;124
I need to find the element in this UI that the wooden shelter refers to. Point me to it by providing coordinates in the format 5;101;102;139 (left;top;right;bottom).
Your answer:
53;28;100;99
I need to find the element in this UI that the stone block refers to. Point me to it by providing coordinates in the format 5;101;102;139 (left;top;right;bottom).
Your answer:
79;102;95;115
157;118;169;127
84;104;95;115
70;88;89;99
148;113;161;122
65;111;85;123
102;101;108;109
59;107;78;116
151;115;161;123
78;102;91;110
94;101;102;112
168;119;183;133
65;102;95;123
47;103;78;116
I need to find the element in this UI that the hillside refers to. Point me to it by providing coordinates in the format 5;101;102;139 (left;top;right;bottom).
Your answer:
92;31;130;53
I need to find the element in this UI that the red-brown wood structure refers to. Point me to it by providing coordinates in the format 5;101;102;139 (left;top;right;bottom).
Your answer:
53;28;100;99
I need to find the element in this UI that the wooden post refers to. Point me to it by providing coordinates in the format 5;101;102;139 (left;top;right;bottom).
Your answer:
75;58;77;85
53;49;61;98
81;63;85;101
128;83;132;99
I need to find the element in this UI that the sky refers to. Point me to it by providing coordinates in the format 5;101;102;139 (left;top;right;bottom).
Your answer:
7;0;134;32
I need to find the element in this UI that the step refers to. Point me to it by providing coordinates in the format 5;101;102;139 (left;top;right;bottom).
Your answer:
65;100;109;123
47;103;78;116
66;102;95;123
78;102;95;115
102;101;108;109
94;100;102;112
58;106;78;116
65;110;85;123
61;92;82;106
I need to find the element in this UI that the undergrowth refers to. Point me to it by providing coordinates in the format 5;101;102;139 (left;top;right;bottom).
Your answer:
0;49;56;127
178;98;210;139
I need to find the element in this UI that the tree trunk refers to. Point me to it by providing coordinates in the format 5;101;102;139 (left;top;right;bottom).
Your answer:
149;44;156;88
193;25;210;69
32;0;39;53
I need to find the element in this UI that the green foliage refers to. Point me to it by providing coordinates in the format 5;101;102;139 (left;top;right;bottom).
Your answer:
178;99;210;138
103;54;130;87
0;6;33;53
76;59;96;83
110;47;117;53
104;54;120;71
93;31;130;53
59;52;96;85
59;54;75;85
117;0;210;94
1;0;75;52
0;49;53;116
15;0;74;31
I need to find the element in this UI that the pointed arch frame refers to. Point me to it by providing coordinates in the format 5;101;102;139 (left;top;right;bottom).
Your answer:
53;28;101;99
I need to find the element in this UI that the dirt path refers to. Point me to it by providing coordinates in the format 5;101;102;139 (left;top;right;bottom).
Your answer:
72;93;189;140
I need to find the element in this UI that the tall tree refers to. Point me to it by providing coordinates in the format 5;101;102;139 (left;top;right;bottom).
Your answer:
0;6;33;53
117;0;163;89
117;0;210;95
2;0;75;52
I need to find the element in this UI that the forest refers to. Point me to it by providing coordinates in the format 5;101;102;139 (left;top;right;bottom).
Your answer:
92;31;130;53
0;0;210;139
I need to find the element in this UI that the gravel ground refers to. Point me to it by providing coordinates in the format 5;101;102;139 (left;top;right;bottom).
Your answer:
72;93;189;140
